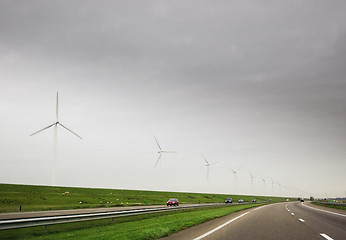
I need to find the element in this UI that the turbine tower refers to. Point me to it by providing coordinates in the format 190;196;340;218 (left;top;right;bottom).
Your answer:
229;167;241;186
202;155;217;178
249;171;256;187
260;177;266;189
154;135;176;168
31;92;82;185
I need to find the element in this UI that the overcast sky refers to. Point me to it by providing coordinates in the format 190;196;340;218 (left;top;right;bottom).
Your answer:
1;0;345;198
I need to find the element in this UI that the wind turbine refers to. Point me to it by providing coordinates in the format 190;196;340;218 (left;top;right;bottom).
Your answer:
249;171;256;187
31;92;82;186
154;135;176;168
229;167;241;184
202;155;217;178
260;177;266;189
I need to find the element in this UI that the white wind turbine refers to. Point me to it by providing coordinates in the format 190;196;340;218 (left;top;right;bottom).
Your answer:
249;171;257;187
31;92;82;185
154;135;176;168
260;177;266;189
229;167;241;184
202;155;217;178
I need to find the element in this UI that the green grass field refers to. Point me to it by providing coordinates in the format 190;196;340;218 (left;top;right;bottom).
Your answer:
0;183;289;213
0;203;262;240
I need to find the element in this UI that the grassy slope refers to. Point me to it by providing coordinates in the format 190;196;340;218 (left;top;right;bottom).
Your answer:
312;202;346;210
0;204;261;240
0;183;288;212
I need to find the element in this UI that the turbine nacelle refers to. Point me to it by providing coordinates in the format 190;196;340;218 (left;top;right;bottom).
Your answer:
154;135;176;168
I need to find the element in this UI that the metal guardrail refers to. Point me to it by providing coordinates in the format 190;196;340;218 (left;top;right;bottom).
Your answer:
1;202;261;230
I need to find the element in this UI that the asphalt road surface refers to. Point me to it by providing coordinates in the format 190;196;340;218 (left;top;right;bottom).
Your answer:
162;202;346;240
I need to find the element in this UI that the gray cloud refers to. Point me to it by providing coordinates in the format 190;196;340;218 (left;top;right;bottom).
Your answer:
1;0;345;198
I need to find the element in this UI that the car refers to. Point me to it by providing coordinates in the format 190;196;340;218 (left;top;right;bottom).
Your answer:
225;198;232;203
238;199;244;203
167;198;179;206
300;198;304;202
252;199;256;202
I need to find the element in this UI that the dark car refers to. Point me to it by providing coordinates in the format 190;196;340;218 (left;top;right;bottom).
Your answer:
300;198;304;202
225;198;232;203
167;198;179;206
252;199;257;202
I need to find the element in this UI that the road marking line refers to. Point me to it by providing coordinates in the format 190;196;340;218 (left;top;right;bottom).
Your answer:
320;233;334;240
193;212;250;240
302;203;346;217
253;205;268;211
298;218;305;222
193;204;273;240
291;213;294;216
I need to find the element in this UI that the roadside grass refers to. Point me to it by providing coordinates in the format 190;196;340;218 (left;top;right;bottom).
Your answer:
312;202;346;211
0;183;288;213
0;203;263;240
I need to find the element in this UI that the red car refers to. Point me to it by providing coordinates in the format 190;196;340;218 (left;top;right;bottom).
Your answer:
167;198;179;206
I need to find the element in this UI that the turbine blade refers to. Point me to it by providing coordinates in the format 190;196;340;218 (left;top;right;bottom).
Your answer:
30;123;55;136
209;161;217;166
58;123;82;139
155;154;162;168
56;92;59;121
153;135;162;151
202;155;209;165
163;151;177;153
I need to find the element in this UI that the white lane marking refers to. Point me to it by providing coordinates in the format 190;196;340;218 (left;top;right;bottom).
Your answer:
320;233;334;240
193;204;274;240
302;202;346;217
291;213;295;216
298;218;305;222
253;204;270;211
193;212;250;240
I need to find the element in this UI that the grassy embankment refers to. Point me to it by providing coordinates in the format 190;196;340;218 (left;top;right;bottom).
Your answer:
312;201;346;211
0;183;290;239
0;203;262;240
0;183;288;213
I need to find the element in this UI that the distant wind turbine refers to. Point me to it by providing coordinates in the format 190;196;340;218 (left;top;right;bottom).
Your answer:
202;155;217;178
260;177;266;189
30;92;82;186
154;135;176;167
229;167;241;185
249;171;256;187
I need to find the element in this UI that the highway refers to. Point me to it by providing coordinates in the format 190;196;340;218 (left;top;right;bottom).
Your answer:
162;202;346;240
0;203;243;230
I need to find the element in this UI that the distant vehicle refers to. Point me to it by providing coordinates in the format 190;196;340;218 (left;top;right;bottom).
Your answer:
167;198;179;206
225;198;232;203
310;196;314;201
297;197;301;201
286;199;289;201
252;199;256;202
300;198;304;202
238;199;244;203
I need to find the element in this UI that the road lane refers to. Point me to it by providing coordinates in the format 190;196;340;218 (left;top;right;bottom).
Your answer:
162;202;346;240
287;202;346;240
